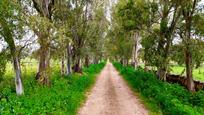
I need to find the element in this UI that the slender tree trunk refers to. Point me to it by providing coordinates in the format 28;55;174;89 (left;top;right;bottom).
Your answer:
74;57;81;73
13;55;24;95
182;8;195;90
144;61;148;71
0;17;24;95
126;58;129;66
133;32;140;69
185;48;195;91
157;67;167;81
61;54;65;75
66;43;71;75
184;19;195;91
157;35;171;81
85;55;89;67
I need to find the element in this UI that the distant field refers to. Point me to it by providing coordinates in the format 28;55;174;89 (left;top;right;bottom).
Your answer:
171;65;204;82
4;58;60;79
139;63;204;82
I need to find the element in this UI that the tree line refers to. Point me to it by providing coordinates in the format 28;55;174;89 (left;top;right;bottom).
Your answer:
0;0;109;95
107;0;204;92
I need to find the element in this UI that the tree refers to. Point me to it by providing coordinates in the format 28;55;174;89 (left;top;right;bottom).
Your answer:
116;0;146;67
181;0;202;91
0;0;24;95
31;0;54;84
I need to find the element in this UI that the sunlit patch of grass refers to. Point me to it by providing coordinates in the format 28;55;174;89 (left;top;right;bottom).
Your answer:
139;63;204;82
170;65;204;82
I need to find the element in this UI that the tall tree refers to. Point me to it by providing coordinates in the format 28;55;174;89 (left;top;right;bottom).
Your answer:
0;0;24;95
31;0;54;84
181;0;200;91
155;0;182;81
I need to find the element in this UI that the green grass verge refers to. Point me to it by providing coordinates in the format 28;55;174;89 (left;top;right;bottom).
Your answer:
0;62;105;114
113;62;204;115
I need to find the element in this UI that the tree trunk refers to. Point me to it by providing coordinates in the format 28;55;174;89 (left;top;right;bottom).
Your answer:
73;57;81;73
13;56;24;95
93;57;98;64
126;58;129;66
61;54;65;75
66;43;71;75
157;67;167;81
185;48;195;91
184;15;195;91
120;59;123;65
144;61;148;71
37;42;50;85
85;55;89;67
133;32;140;69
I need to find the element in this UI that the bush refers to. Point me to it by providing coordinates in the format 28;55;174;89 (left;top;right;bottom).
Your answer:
113;62;204;115
0;62;105;114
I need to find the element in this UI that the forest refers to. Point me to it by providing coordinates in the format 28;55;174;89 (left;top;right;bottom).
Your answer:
1;0;204;114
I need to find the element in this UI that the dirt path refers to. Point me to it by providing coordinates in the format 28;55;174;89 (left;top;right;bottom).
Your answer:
78;63;148;115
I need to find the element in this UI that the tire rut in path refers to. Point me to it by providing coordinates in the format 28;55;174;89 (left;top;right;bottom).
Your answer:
78;63;148;115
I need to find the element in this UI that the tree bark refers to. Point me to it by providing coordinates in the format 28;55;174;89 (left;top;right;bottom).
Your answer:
133;32;140;69
73;57;81;73
144;61;148;71
85;55;89;67
61;54;65;75
183;2;196;90
157;68;167;81
66;43;71;75
32;0;53;85
0;17;24;95
13;55;24;95
185;48;195;91
93;57;99;64
36;36;50;85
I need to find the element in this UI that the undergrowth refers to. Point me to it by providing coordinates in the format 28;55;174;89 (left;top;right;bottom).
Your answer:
113;62;204;115
0;63;105;114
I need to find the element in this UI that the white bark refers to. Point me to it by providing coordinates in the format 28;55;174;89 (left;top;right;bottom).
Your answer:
133;32;141;69
14;57;24;95
66;43;71;75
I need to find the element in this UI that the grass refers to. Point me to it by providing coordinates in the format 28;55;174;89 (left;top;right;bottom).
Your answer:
0;61;105;114
114;62;204;115
170;65;204;81
139;63;204;82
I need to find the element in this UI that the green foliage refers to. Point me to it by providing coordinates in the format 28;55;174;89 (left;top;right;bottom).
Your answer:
0;63;105;114
116;0;150;31
0;49;9;82
106;29;134;60
113;63;204;115
141;29;161;67
171;40;204;68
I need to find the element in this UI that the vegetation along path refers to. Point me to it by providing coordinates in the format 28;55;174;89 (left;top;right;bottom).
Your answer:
78;63;148;115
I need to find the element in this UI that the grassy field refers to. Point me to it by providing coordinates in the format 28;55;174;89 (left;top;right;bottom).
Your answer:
170;65;204;81
139;63;204;82
4;58;59;79
0;59;105;114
